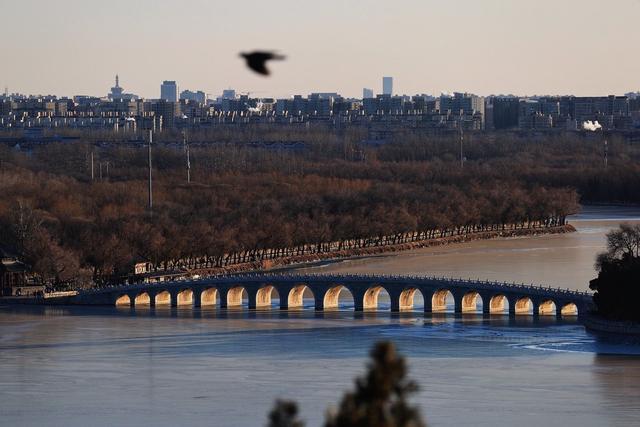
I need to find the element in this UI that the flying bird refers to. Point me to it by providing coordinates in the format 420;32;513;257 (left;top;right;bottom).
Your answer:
240;51;286;76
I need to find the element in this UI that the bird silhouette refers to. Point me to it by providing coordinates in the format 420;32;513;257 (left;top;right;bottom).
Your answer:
240;51;286;76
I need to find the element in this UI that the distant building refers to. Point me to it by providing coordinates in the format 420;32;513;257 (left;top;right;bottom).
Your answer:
439;93;486;129
363;88;374;99
0;99;12;116
491;97;520;129
180;90;206;104
160;81;178;102
110;75;123;99
573;96;629;126
382;77;393;96
0;246;32;297
308;93;336;116
108;75;138;101
150;99;178;129
222;89;236;100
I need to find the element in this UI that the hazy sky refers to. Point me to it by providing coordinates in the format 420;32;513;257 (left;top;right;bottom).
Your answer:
2;0;639;99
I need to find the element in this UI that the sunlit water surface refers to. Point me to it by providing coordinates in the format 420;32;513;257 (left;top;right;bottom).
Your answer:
1;206;639;427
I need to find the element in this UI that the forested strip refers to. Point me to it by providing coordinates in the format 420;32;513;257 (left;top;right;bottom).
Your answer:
2;130;637;288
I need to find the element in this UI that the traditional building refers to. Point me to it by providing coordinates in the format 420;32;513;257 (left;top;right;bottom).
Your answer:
0;247;30;296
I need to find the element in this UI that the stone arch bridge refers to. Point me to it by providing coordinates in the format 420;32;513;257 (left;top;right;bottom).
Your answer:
75;274;592;318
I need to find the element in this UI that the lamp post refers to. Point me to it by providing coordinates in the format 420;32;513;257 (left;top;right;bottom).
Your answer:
459;125;464;169
183;131;191;184
148;129;153;212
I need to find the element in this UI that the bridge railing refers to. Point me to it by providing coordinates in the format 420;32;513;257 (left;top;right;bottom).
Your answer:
78;272;593;298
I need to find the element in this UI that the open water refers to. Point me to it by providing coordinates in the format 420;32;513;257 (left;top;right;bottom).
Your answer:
1;206;639;426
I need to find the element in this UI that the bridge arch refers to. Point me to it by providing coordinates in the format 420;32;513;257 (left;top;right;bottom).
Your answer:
115;294;131;307
135;292;151;306
323;285;354;311
462;291;484;313
432;289;453;313
489;294;509;314
363;285;391;311
227;286;248;308
177;289;193;306
539;300;557;316
255;285;280;309
200;288;219;307
155;290;171;306
514;297;533;315
561;303;579;317
399;288;424;311
288;285;314;310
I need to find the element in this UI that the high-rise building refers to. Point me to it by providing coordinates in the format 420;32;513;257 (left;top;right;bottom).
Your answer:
151;99;178;129
382;77;393;96
160;81;178;102
363;88;374;99
222;89;236;100
180;90;207;104
491;97;520;129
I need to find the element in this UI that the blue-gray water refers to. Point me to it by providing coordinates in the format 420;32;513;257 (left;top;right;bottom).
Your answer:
1;206;640;426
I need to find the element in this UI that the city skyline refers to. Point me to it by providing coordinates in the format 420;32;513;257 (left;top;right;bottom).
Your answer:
1;0;639;99
3;73;640;101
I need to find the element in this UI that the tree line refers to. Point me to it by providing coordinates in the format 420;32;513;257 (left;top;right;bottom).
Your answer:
2;130;635;288
590;223;640;322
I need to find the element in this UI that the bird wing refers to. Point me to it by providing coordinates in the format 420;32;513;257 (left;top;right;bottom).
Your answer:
248;57;270;75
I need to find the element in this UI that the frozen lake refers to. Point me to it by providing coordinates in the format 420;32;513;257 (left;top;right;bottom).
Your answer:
1;206;639;426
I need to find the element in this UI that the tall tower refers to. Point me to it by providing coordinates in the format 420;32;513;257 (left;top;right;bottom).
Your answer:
382;77;393;96
110;74;123;99
161;81;178;102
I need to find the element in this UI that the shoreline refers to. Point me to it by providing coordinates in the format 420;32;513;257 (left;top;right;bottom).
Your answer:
0;224;575;306
584;313;640;337
190;224;576;276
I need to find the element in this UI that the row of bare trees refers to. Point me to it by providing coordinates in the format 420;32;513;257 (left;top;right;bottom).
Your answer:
2;130;631;288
